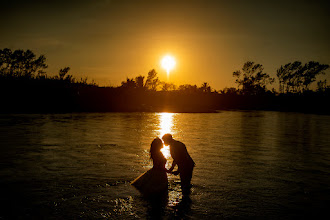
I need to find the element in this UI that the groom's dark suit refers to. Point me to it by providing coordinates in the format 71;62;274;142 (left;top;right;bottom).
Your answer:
168;139;195;194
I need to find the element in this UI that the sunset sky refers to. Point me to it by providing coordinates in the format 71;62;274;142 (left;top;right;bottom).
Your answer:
1;0;329;89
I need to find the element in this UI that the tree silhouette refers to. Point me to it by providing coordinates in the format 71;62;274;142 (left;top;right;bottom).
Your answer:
219;87;238;95
277;61;299;93
177;84;197;93
199;82;212;93
135;75;145;89
145;69;160;91
233;61;274;95
57;67;76;83
161;82;176;91
276;61;329;93
302;61;329;91
58;67;70;80
317;79;327;92
121;77;136;89
0;48;47;78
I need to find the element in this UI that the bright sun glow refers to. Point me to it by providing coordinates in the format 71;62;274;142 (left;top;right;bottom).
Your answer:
157;112;175;159
161;55;176;79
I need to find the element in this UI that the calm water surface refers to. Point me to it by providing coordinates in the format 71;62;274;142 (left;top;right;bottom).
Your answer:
0;111;330;219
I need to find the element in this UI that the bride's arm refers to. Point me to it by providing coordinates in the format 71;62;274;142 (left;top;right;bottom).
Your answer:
167;161;177;173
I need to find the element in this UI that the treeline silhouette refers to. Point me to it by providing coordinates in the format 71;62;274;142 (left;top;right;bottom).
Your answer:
0;48;329;114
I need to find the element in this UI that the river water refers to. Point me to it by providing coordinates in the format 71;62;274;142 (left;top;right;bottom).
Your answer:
0;111;329;219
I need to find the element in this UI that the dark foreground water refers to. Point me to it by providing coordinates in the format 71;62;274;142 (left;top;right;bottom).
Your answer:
0;111;330;219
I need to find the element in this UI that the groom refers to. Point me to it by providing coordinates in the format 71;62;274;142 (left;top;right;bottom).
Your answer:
162;133;195;195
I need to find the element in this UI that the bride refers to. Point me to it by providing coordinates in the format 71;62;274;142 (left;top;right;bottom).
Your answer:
131;138;168;196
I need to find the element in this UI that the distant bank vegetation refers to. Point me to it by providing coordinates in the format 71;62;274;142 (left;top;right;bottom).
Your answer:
0;48;329;113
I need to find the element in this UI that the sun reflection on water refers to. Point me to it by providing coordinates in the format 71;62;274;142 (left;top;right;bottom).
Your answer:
157;112;175;159
155;113;184;208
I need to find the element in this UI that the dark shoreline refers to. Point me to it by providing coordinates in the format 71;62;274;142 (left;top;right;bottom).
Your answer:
1;78;329;115
1;99;329;115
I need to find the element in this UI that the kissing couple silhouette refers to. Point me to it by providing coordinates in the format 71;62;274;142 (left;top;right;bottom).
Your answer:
131;134;195;197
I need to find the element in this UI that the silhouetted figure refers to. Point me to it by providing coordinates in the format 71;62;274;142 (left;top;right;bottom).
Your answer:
162;134;195;195
131;138;168;197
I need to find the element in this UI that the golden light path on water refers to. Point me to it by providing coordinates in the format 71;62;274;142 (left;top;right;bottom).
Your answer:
156;112;183;206
157;112;175;159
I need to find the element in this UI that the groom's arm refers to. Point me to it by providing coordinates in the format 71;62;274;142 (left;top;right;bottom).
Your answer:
167;161;177;173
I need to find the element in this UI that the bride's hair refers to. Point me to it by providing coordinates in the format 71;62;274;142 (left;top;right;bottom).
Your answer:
150;137;163;160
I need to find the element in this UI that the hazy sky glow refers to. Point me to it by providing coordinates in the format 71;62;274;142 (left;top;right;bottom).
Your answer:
1;0;329;89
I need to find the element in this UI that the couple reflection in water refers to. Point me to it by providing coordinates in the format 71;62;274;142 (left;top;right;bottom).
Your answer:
131;134;195;198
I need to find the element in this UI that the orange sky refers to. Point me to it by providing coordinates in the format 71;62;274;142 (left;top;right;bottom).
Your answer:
1;0;329;89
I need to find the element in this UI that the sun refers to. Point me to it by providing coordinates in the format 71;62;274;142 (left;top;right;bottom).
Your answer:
161;55;176;79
